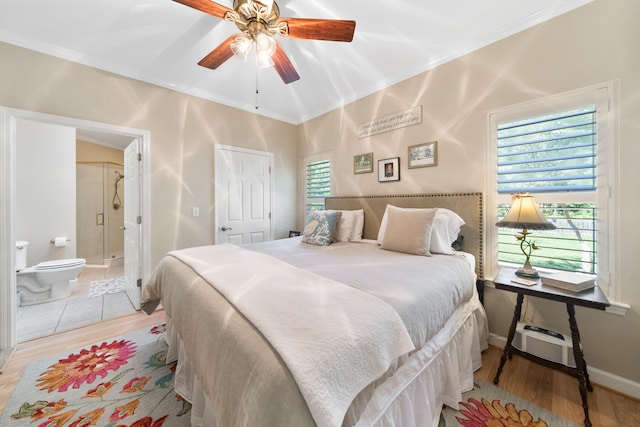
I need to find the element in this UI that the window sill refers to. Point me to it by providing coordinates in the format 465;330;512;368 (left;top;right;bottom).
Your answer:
605;301;629;316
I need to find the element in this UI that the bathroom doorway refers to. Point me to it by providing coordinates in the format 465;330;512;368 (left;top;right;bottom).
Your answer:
0;107;151;351
15;125;138;342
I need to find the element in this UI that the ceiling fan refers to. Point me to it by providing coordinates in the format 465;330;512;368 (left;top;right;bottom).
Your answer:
173;0;356;84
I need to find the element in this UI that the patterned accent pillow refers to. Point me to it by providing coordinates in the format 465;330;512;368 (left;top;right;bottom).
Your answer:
302;210;340;246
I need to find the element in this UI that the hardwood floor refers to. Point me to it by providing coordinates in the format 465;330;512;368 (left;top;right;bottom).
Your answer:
1;314;638;426
475;346;640;427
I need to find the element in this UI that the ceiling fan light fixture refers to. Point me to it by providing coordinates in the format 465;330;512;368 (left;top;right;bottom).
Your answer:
255;33;276;68
256;33;276;56
176;0;356;84
230;36;253;62
256;50;275;69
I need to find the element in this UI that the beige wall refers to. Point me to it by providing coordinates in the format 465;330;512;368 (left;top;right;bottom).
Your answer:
300;0;640;384
0;42;300;267
76;140;124;165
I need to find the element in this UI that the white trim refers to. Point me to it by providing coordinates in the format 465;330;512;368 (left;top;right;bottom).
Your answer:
0;108;17;350
604;301;630;316
487;332;640;399
0;107;151;350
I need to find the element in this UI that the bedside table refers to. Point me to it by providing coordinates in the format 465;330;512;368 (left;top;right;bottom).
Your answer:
492;267;609;427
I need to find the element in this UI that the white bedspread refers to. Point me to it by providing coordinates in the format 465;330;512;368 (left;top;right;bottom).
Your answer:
246;238;476;347
169;244;415;427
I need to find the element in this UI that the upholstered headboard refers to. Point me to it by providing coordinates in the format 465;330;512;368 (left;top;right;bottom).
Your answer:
325;193;485;279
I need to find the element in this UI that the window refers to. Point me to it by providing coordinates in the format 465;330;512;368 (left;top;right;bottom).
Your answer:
497;106;598;274
488;83;615;297
304;156;331;212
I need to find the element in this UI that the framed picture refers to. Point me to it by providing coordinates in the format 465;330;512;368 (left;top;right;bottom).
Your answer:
353;152;374;174
408;141;438;169
378;157;400;182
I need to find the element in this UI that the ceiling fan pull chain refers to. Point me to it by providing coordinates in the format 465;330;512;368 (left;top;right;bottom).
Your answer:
255;70;259;110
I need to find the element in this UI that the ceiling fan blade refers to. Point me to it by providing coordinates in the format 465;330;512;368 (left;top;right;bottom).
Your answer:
197;34;238;69
279;18;356;42
172;0;234;19
272;42;300;84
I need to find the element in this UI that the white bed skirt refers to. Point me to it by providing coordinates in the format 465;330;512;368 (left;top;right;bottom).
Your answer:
163;293;488;427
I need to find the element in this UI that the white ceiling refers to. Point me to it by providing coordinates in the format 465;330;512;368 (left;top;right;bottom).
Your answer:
1;0;592;125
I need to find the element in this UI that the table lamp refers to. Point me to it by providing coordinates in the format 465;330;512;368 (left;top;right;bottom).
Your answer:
496;193;556;278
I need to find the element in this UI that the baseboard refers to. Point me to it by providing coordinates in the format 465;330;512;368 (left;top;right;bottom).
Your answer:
488;332;640;400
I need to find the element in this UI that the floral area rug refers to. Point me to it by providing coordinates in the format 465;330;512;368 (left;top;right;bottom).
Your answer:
0;323;191;427
440;379;579;427
88;276;126;298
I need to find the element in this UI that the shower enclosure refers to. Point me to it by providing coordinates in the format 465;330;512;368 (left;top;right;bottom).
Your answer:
76;162;125;266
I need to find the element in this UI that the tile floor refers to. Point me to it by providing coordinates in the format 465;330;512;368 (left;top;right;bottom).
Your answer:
16;264;137;342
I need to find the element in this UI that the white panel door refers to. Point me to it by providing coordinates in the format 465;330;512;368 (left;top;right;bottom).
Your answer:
124;139;142;308
215;146;273;244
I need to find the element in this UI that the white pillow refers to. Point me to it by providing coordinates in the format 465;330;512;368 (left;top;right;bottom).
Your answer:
330;209;364;242
376;205;392;244
430;209;465;254
377;205;464;254
380;205;436;255
351;209;365;240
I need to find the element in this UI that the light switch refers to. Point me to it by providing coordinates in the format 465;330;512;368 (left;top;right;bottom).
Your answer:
192;207;200;217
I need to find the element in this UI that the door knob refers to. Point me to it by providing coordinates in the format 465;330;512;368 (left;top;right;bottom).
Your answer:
221;226;232;231
120;226;126;231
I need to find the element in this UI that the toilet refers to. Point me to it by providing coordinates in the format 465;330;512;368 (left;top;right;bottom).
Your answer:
16;241;86;306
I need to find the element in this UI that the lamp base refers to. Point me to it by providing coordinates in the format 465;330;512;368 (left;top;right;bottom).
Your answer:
515;269;540;278
515;260;540;278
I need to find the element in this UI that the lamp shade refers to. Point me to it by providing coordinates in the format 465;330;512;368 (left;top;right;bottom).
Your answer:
496;193;556;231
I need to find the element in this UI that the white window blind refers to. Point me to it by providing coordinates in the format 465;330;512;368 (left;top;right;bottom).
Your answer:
305;159;331;211
497;106;596;194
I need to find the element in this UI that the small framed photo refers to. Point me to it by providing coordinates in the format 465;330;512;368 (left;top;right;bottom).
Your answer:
378;157;400;182
353;152;374;174
408;141;438;169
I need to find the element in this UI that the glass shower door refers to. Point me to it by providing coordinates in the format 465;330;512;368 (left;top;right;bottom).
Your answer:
76;163;104;265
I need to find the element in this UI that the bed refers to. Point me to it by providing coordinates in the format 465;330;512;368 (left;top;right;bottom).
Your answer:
141;193;488;427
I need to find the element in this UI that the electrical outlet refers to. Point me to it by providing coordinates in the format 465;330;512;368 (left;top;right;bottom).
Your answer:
192;207;199;217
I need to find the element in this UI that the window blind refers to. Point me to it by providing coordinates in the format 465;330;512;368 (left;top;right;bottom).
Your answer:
497;106;596;194
305;159;331;211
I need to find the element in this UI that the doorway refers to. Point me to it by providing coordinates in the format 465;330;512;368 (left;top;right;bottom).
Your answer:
0;107;150;352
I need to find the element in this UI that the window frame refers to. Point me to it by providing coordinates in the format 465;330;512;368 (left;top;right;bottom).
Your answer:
486;82;619;301
303;152;333;214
